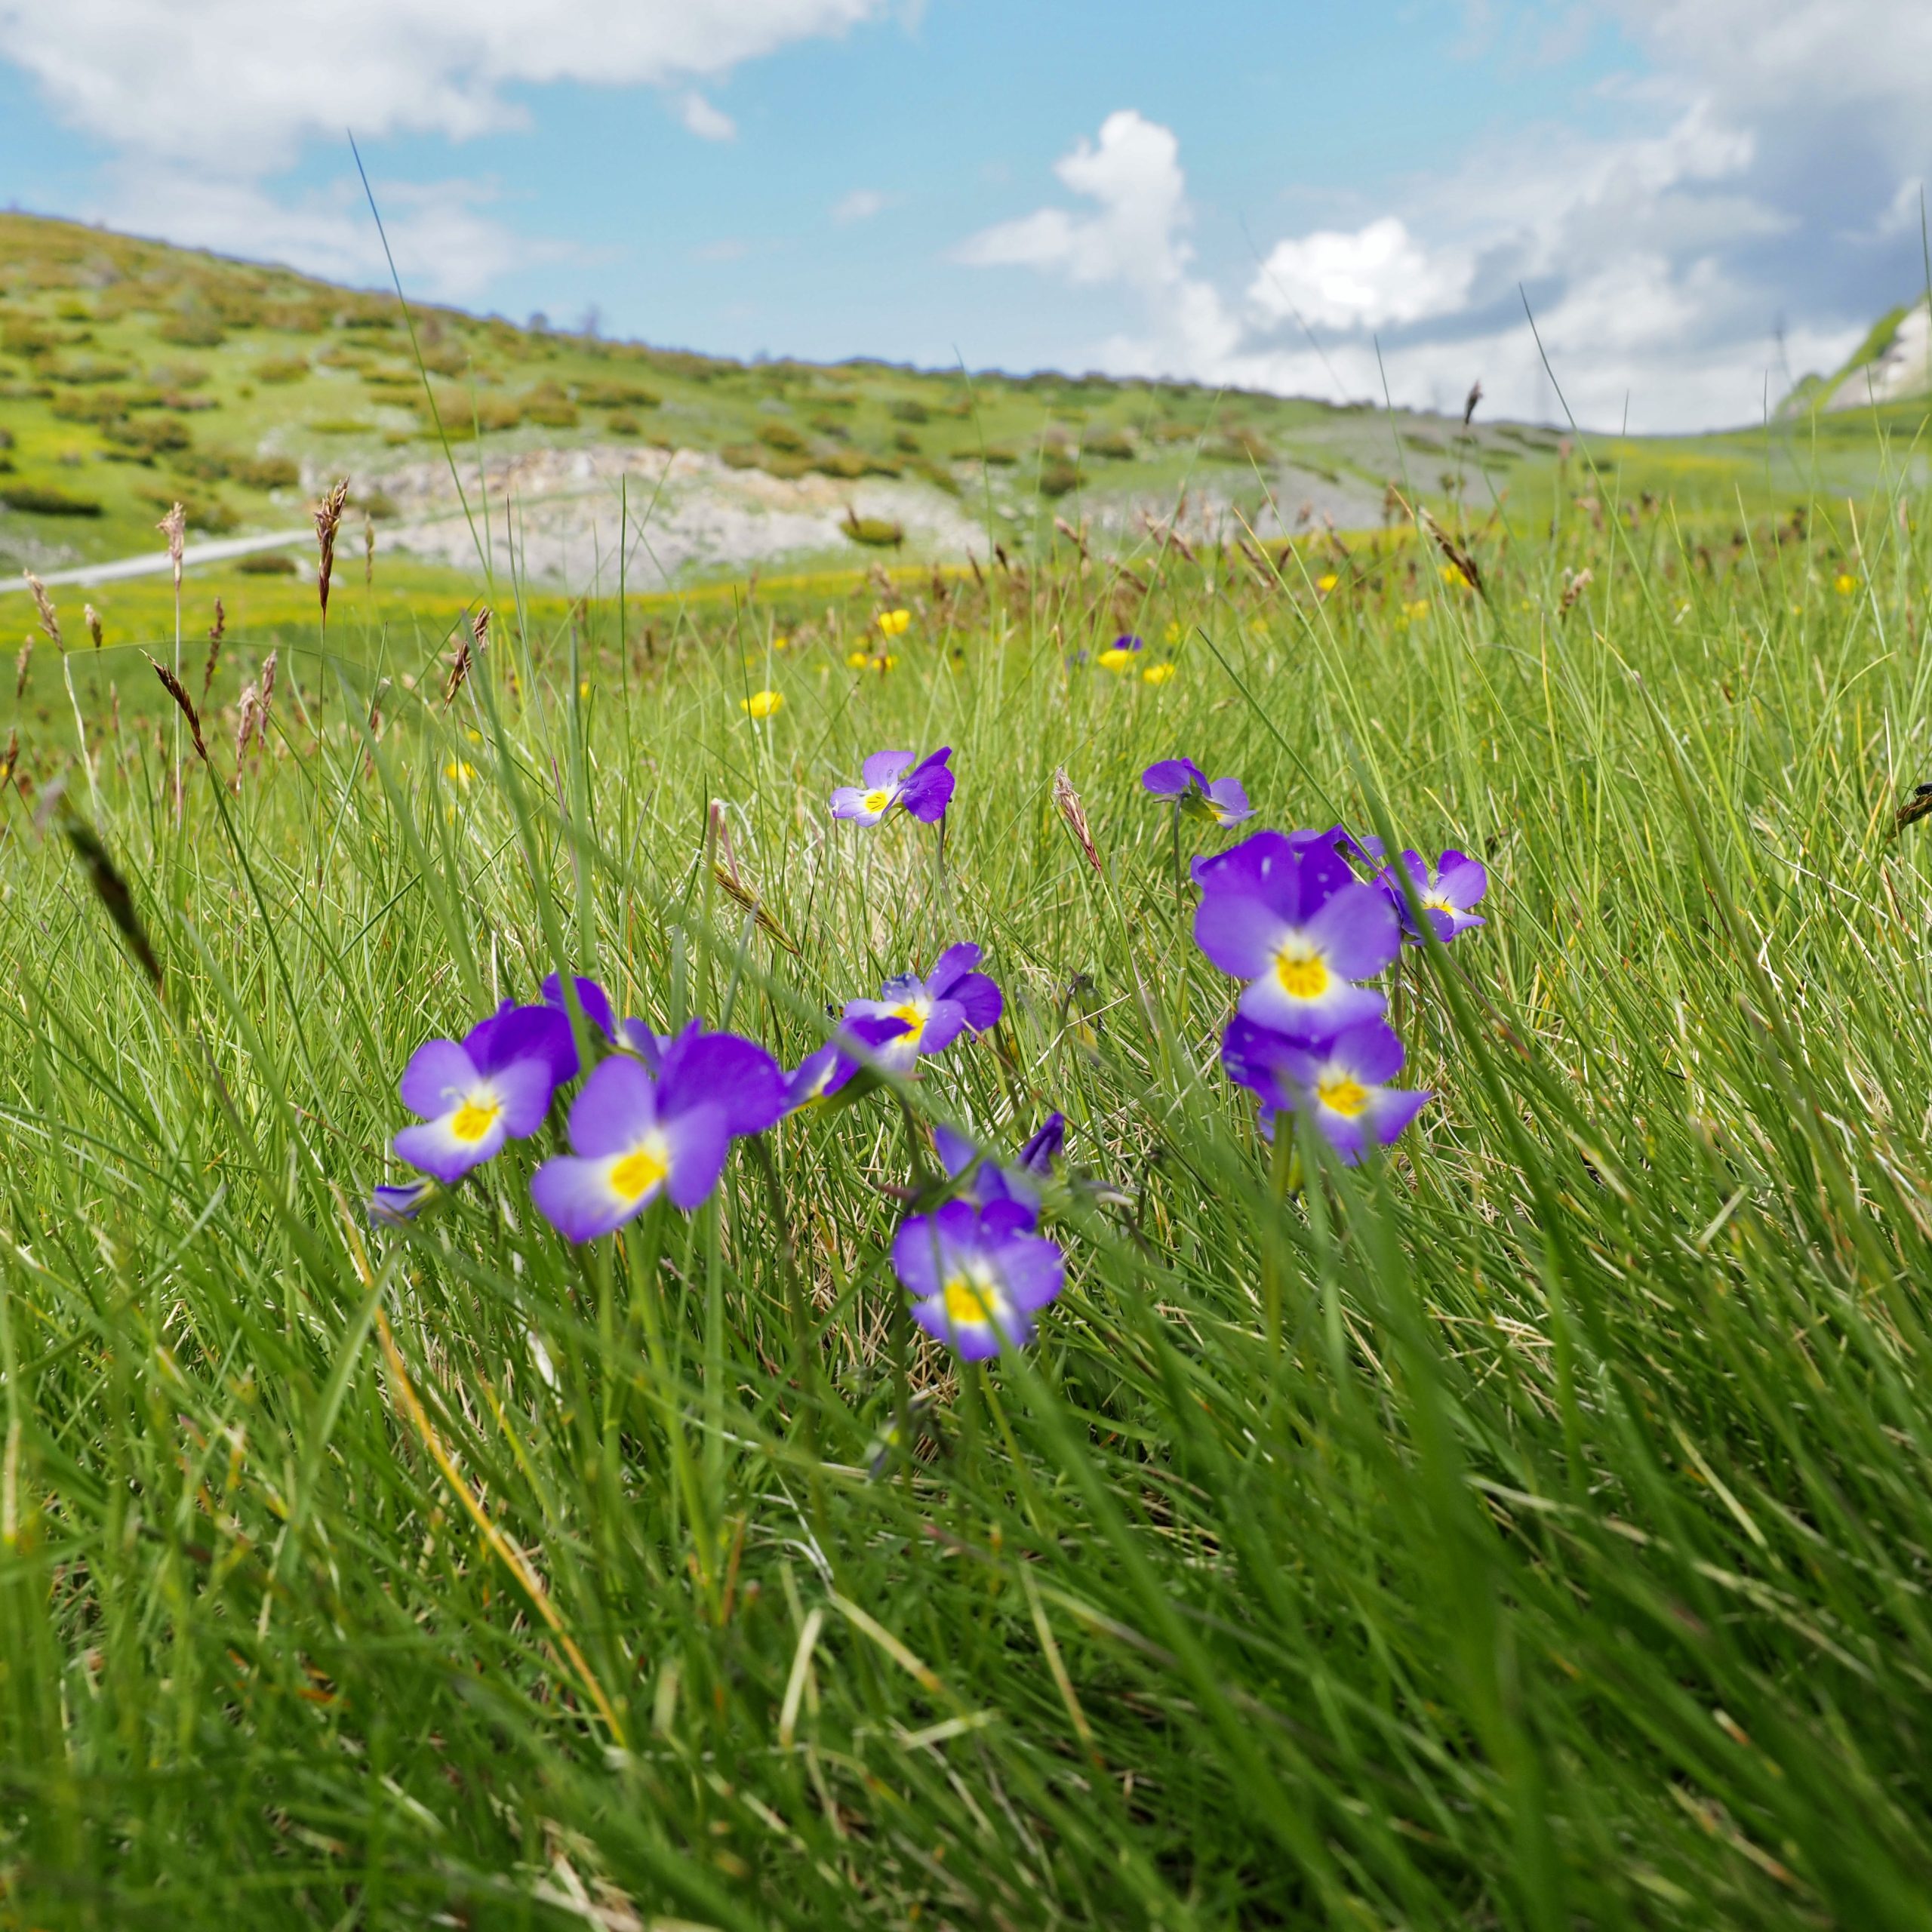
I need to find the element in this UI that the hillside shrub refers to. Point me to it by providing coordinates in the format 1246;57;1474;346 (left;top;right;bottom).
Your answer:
0;482;102;515
237;549;297;574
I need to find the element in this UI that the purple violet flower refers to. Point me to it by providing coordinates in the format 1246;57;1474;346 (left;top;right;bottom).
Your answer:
392;1004;577;1184
843;943;1004;1072
933;1111;1066;1223
1377;848;1488;943
785;1014;918;1111
530;1029;776;1241
830;748;955;826
892;1198;1066;1360
369;1179;436;1226
1192;830;1399;1041
1222;1016;1430;1163
1141;757;1254;828
542;971;618;1041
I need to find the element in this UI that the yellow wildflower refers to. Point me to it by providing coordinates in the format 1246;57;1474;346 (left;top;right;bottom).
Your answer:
1141;662;1177;686
1315;572;1339;593
443;759;475;788
741;690;784;720
1404;598;1429;620
878;608;911;638
1097;646;1137;672
1834;572;1858;595
773;633;789;650
1163;620;1182;644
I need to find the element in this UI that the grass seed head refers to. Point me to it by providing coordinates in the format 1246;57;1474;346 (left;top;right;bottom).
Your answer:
313;477;350;620
23;572;60;648
157;502;186;589
84;603;103;649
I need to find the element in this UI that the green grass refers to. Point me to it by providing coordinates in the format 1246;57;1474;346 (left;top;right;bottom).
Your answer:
6;411;1932;1930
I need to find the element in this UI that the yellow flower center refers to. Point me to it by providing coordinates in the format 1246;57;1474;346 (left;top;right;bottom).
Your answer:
1275;945;1329;999
609;1137;670;1203
942;1269;1000;1327
888;1000;925;1033
450;1097;502;1143
1318;1074;1371;1118
1420;891;1453;912
862;787;894;814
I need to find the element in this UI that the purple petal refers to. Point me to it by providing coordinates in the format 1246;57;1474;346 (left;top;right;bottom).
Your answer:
1204;777;1254;825
399;1038;477;1120
992;1228;1065;1315
1330;1020;1406;1086
531;1154;638;1242
925;943;983;999
492;1052;562;1138
1362;1084;1431;1146
830;786;885;825
1141;757;1205;799
1192;828;1297;900
542;973;616;1041
891;1207;954;1303
945;970;1003;1034
369;1180;435;1226
614;1018;668;1069
1017;1113;1065;1172
910;1297;1024;1359
1236;974;1386;1042
658;1024;788;1136
393;1110;506;1185
933;1123;979;1180
1221;1016;1298;1104
1303;879;1401;980
565;1057;661;1158
1435;851;1487;911
785;1043;844;1109
1194;888;1293;981
917;998;970;1057
898;750;955;823
469;1004;579;1087
860;749;918;789
662;1103;731;1210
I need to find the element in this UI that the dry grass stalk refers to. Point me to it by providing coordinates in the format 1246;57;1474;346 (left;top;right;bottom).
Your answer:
0;729;16;791
149;660;210;764
84;603;103;649
1420;506;1483;594
1560;568;1594;617
447;606;486;703
23;573;60;648
157;503;186;590
708;800;798;954
313;478;350;621
201;598;226;703
232;684;261;783
364;515;375;586
1463;380;1484;427
14;638;31;702
1051;766;1103;873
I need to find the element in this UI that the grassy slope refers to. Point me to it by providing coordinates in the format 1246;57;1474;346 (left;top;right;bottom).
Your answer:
5;210;1928;608
4;411;1932;1929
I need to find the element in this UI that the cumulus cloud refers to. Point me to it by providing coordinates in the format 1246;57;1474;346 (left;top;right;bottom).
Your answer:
954;38;1915;435
678;91;737;140
0;0;888;304
1247;218;1472;331
0;0;889;174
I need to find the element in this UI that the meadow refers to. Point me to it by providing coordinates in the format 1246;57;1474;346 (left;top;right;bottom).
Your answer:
5;435;1932;1932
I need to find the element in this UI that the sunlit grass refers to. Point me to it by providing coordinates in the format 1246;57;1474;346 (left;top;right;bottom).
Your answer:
5;475;1932;1929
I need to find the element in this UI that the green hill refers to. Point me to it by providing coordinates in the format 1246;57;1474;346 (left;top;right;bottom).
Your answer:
1;209;1926;594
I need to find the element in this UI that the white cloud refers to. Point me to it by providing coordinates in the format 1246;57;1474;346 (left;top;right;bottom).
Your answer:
832;188;891;223
0;0;889;174
1247;217;1472;331
957;110;1192;293
677;91;737;140
952;71;1894;432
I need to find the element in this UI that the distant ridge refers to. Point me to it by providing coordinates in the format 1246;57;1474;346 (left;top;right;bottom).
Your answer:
1786;297;1932;414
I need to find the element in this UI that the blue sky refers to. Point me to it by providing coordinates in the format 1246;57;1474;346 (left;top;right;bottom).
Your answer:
1;1;1927;429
